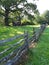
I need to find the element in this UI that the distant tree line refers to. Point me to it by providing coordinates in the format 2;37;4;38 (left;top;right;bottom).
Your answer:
34;10;49;25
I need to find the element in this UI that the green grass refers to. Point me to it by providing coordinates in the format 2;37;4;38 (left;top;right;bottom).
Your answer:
0;25;35;51
0;25;38;40
0;25;39;60
25;27;49;65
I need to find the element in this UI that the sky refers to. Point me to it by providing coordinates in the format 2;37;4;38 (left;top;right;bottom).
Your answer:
27;0;49;14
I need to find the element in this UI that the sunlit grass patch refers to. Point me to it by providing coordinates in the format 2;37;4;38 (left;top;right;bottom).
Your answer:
0;25;38;40
17;31;23;34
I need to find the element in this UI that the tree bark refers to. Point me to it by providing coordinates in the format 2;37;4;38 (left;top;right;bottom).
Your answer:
18;15;21;25
4;8;9;26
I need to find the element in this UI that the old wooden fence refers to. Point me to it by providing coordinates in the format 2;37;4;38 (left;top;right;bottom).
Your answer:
0;24;46;65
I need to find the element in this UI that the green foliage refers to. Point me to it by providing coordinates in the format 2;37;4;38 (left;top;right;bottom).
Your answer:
0;0;37;26
34;14;46;24
42;10;49;24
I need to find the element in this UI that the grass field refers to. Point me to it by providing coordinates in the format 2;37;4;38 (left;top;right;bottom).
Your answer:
0;25;39;60
1;25;49;65
0;25;39;40
0;26;32;40
25;26;49;65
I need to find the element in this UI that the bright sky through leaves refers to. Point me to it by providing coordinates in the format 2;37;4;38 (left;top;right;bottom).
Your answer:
27;0;49;14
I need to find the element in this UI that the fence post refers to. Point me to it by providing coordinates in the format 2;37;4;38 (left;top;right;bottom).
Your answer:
24;31;29;49
33;27;37;42
33;27;35;36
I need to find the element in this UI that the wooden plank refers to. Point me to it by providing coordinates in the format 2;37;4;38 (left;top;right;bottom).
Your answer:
0;34;25;46
0;46;21;63
0;39;24;56
5;43;28;65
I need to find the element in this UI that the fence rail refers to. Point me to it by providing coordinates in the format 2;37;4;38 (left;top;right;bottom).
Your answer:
0;24;46;65
0;34;25;46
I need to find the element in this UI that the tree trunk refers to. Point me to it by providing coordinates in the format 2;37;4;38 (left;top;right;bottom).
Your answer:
18;15;21;25
5;8;9;26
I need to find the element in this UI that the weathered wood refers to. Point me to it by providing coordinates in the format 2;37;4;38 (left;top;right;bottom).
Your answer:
0;39;24;56
0;24;46;65
29;24;46;45
2;32;28;65
24;31;29;49
0;46;22;63
0;34;25;46
5;42;28;65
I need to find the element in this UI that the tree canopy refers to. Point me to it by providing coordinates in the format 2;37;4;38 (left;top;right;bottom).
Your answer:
0;0;38;26
42;10;49;24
